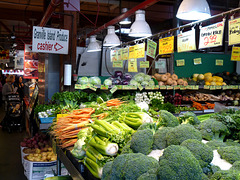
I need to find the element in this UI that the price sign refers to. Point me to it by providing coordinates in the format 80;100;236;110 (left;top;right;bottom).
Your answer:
117;49;122;61
231;47;240;61
128;59;138;72
176;59;185;66
159;36;174;55
216;86;222;90
210;86;216;90
229;17;240;45
101;85;108;90
194;58;202;65
138;84;143;91
216;59;223;66
160;85;167;90
204;85;210;89
140;61;149;68
116;85;122;89
174;86;180;90
199;21;225;49
110;86;118;94
135;43;145;58
75;84;81;89
129;46;135;59
180;86;186;90
113;61;123;68
177;29;196;52
147;39;157;58
110;49;118;62
122;47;129;60
167;86;173;90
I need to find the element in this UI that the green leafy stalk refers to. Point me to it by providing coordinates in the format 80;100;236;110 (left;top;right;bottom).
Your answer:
84;157;103;178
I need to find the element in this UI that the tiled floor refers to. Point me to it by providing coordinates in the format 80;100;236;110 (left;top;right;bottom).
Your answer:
0;105;28;180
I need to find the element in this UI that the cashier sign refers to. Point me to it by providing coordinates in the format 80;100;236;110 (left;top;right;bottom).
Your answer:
32;26;69;54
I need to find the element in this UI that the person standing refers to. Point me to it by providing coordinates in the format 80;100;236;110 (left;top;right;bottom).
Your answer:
15;76;24;99
2;75;15;105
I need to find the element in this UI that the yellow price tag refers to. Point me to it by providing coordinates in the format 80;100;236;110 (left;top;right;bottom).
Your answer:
159;36;174;55
231;47;240;61
128;59;138;72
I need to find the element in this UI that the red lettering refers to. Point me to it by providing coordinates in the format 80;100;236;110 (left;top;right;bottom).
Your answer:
36;42;53;51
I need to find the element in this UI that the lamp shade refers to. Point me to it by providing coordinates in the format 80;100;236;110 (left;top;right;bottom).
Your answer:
119;8;131;25
103;26;121;47
87;35;101;52
176;0;211;21
129;10;152;37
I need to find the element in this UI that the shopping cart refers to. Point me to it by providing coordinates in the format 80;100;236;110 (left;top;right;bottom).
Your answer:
2;94;24;133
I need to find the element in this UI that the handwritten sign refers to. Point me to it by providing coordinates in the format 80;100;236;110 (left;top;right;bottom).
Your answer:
128;59;138;72
229;17;240;46
122;47;129;60
110;49;118;62
176;59;185;66
159;36;174;55
113;61;123;68
147;39;157;58
231;47;240;61
135;43;145;58
193;58;202;65
216;59;223;66
199;21;224;49
129;46;135;59
177;29;196;52
140;61;149;68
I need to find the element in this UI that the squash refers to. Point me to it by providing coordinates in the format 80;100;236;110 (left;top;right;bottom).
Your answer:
210;81;217;86
205;81;211;86
165;73;171;78
183;81;188;86
171;74;178;81
154;73;162;81
172;80;178;86
204;72;212;77
197;74;205;81
166;78;173;85
204;76;213;82
177;79;184;85
160;74;168;82
158;81;165;86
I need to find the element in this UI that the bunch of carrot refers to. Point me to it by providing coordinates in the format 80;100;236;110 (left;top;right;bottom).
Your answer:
106;98;125;107
53;108;95;148
192;101;215;110
192;101;204;110
204;102;215;109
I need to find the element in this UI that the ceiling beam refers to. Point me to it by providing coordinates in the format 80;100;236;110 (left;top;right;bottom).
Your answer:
0;21;12;34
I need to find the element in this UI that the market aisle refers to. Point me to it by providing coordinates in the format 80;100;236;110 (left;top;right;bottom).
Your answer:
0;105;27;180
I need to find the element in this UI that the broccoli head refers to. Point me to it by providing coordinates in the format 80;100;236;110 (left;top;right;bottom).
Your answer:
102;161;113;180
197;118;229;141
130;129;154;155
201;173;209;180
206;140;227;150
166;124;202;146
224;140;240;147
179;111;200;125
202;164;221;178
230;161;240;171
110;153;159;180
137;168;158;180
157;145;203;180
158;110;179;127
152;127;173;150
120;140;133;154
181;139;213;168
210;170;240;180
217;146;240;164
137;122;158;134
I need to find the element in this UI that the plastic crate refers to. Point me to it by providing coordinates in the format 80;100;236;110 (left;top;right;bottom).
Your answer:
39;117;55;124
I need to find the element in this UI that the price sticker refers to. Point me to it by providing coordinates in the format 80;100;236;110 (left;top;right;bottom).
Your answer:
128;59;138;72
116;85;122;89
216;59;223;66
216;86;222;90
193;58;202;65
180;85;186;90
193;85;199;90
75;84;81;89
154;85;159;90
159;36;174;55
176;59;185;66
174;86;180;90
140;61;149;68
204;85;210;89
160;85;167;90
138;85;143;91
90;85;97;91
122;85;130;90
130;85;137;90
110;86;118;94
167;86;173;90
222;86;228;90
113;61;123;68
147;39;157;58
210;86;216;90
233;85;238;89
101;85;108;90
145;86;153;90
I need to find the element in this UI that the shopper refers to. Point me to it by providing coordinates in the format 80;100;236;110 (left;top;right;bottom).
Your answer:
15;76;24;99
2;75;15;105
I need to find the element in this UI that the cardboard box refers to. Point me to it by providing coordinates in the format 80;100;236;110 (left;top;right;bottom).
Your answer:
20;146;28;165
23;157;57;180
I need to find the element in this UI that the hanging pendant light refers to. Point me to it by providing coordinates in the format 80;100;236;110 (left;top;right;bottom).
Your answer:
103;26;121;47
176;0;211;21
87;35;101;52
119;8;131;25
129;10;152;37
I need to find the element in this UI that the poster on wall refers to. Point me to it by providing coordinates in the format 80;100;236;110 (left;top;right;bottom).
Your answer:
177;29;196;52
14;50;24;69
199;21;224;49
0;49;10;63
24;44;38;79
229;17;240;46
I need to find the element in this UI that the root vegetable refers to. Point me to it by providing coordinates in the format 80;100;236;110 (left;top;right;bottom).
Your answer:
166;78;173;85
165;73;171;78
154;73;162;81
161;75;168;82
177;79;184;85
183;81;188;86
172;80;178;86
158;81;165;86
171;74;178;81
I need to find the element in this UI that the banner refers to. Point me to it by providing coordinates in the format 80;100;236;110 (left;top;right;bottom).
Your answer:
177;29;196;52
229;17;240;46
199;21;224;49
24;44;38;79
159;36;174;55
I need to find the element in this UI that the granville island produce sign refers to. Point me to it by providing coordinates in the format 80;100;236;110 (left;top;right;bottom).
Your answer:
32;26;69;54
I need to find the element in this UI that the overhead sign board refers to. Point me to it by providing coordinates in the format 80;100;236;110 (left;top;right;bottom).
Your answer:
32;26;69;54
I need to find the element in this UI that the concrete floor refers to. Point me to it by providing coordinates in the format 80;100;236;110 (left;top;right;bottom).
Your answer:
0;105;28;180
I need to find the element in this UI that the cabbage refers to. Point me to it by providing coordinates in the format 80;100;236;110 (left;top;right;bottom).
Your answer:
89;76;101;85
130;79;139;86
78;77;89;84
148;80;155;86
141;81;149;86
103;79;112;86
144;75;152;82
133;73;145;83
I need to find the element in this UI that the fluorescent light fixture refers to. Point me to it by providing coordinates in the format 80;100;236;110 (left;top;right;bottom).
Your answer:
87;35;101;52
176;0;211;21
13;43;17;47
119;8;131;25
103;26;121;47
115;28;130;34
11;34;16;39
129;10;152;37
